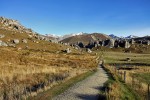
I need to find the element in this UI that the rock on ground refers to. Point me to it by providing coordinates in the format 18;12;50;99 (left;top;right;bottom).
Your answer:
13;39;19;44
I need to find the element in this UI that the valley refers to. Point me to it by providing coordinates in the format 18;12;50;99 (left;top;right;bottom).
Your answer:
0;17;150;100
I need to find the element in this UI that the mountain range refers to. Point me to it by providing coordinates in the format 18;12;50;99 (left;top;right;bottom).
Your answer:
45;32;85;41
0;16;148;43
109;34;139;39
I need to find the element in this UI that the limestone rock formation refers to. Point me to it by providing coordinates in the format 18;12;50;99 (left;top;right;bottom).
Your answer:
125;41;131;48
0;17;34;33
13;39;19;44
0;40;8;46
108;39;115;48
22;39;27;43
0;34;5;38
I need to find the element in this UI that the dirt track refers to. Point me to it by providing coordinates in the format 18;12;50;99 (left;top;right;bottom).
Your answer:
53;65;108;100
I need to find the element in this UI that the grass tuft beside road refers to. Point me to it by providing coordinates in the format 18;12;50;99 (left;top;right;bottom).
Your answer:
30;70;96;100
101;65;140;100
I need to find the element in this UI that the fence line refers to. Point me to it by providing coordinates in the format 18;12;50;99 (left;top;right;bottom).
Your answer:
108;65;150;100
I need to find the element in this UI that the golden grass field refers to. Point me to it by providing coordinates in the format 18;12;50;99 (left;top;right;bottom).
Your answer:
0;46;98;99
0;28;99;99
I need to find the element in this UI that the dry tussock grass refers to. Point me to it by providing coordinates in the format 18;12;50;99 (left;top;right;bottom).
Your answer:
107;65;150;99
0;47;97;99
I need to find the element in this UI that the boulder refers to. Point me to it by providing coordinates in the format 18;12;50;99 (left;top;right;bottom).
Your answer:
131;39;135;44
0;34;5;38
8;43;16;47
87;48;92;53
75;47;79;50
13;39;19;44
28;34;33;38
22;39;27;43
62;48;71;53
0;40;8;46
66;48;71;53
38;36;45;40
101;41;105;46
17;47;22;50
25;46;29;49
114;40;119;48
147;40;150;45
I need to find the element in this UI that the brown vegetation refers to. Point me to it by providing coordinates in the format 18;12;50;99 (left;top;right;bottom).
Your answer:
0;46;97;99
61;33;110;45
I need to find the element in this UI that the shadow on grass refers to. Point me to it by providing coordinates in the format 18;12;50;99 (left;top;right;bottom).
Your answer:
108;63;150;66
76;93;106;100
96;65;116;100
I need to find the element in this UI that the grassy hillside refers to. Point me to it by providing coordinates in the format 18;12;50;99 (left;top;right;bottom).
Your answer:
0;46;98;99
0;20;99;99
0;29;71;52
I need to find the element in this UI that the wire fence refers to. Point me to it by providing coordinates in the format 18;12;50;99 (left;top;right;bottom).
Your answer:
107;65;150;100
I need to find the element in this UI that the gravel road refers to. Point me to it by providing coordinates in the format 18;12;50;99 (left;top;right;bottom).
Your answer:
53;65;108;100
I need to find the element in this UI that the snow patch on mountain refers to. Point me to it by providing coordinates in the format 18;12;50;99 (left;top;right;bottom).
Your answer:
109;34;138;39
125;35;138;39
46;32;84;41
109;34;119;39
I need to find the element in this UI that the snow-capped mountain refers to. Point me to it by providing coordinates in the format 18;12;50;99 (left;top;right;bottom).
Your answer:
46;33;140;41
109;34;119;39
125;35;138;39
46;32;85;41
45;34;61;38
60;32;84;40
109;34;138;39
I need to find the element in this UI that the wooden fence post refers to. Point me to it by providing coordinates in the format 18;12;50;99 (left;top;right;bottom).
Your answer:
124;71;126;83
148;84;150;100
120;72;123;79
118;69;119;75
115;67;117;74
132;75;134;88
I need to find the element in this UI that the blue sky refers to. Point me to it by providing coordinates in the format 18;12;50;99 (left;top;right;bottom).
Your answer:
0;0;150;36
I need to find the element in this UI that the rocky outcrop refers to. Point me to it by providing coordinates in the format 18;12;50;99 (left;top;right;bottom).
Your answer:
108;39;115;48
0;17;34;33
125;40;130;48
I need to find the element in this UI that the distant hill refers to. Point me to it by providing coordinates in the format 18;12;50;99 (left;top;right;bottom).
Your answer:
109;34;119;39
134;36;150;41
61;33;110;44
